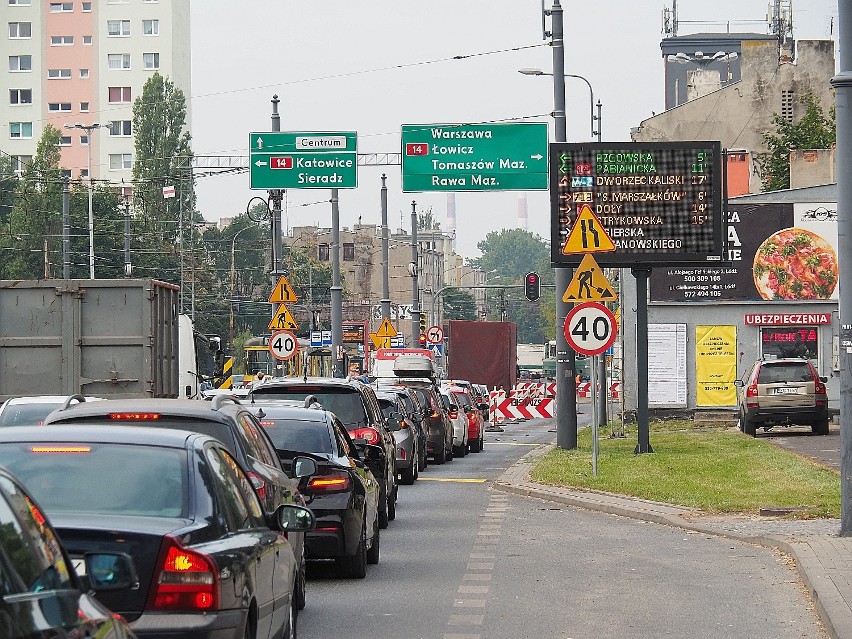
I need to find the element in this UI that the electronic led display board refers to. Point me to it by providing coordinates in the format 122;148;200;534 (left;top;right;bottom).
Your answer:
550;142;725;266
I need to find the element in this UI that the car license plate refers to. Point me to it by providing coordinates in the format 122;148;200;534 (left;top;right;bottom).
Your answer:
772;387;799;395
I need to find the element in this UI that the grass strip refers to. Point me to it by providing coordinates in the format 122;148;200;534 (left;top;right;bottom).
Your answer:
529;420;839;518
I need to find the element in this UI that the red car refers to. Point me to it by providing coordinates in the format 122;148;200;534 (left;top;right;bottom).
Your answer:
445;384;484;454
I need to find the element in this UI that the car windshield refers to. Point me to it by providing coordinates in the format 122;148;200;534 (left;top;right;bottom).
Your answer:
256;418;333;455
0;443;187;518
0;403;63;427
758;362;813;384
253;388;369;428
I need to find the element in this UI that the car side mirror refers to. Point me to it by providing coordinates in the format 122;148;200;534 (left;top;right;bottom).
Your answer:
449;404;458;411
274;504;315;532
412;412;423;423
84;552;138;591
733;379;744;387
293;456;317;478
820;376;828;383
386;413;402;431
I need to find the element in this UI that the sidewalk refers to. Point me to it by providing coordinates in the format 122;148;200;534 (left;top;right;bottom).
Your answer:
494;443;852;639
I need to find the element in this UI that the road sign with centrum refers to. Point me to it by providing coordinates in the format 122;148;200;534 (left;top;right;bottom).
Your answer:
401;122;548;192
249;131;357;190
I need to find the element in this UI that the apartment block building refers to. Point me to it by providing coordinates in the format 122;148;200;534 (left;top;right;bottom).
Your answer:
3;0;190;189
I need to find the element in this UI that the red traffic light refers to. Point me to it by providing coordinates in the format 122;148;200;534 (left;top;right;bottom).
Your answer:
524;271;541;302
418;334;428;346
527;274;538;283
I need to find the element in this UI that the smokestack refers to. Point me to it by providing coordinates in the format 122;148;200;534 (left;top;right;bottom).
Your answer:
446;193;457;250
517;195;528;231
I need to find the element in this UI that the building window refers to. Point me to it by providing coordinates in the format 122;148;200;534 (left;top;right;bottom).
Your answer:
9;22;32;38
47;68;72;79
109;153;132;170
108;86;131;103
317;243;330;261
79;68;88;78
8;0;33;5
82;2;91;11
80;135;88;145
761;327;818;361
50;35;74;46
47;102;72;112
781;90;795;123
80;101;89;112
9;55;32;71
10;122;33;139
59;136;71;146
80;168;88;177
11;155;31;173
9;88;32;104
108;120;131;136
143;19;159;35
61;169;72;179
49;2;73;11
143;52;159;70
83;35;92;44
343;243;355;261
107;20;131;37
108;53;131;70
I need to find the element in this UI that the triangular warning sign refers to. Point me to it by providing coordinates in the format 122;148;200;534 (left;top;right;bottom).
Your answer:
562;204;616;255
268;275;299;304
376;318;398;338
562;254;618;302
267;303;299;331
370;333;391;350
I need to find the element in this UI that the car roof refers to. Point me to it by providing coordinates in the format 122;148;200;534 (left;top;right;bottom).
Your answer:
252;377;364;389
0;424;202;448
250;403;330;423
42;397;246;425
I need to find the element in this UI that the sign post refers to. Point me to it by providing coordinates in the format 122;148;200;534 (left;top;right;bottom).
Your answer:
249;132;357;190
401;123;548;192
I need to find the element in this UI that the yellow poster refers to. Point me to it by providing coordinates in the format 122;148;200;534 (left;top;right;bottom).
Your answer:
695;325;737;406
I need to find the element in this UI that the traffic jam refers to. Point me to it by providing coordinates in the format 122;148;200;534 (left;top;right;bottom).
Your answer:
0;342;521;639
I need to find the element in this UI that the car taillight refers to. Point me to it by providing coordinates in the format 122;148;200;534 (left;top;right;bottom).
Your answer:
745;385;758;398
815;382;826;394
430;410;440;419
399;448;406;460
147;535;217;612
307;471;351;493
350;427;380;445
448;410;459;420
246;472;267;501
109;413;161;421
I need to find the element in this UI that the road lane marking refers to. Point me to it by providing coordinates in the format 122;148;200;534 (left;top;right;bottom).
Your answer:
448;615;484;626
454;599;487;608
467;562;494;570
418;478;487;483
463;573;492;581
458;585;489;594
469;553;495;560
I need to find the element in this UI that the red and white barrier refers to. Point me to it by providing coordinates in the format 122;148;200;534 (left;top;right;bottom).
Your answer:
491;397;554;420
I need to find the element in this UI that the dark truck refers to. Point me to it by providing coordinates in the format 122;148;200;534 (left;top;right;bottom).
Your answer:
446;320;517;392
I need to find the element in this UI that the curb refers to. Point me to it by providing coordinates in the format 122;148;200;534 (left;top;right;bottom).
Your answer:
492;443;849;639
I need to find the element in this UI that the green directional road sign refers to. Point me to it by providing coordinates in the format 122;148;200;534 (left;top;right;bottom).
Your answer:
401;122;548;192
249;131;357;189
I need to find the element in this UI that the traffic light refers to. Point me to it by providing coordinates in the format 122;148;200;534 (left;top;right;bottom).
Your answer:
418;313;427;346
525;272;541;302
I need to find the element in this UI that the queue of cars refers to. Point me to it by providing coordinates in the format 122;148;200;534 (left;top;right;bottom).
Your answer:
0;353;493;639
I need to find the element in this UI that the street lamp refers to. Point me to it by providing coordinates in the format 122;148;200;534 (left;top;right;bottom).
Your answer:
518;68;601;141
64;122;101;278
230;224;257;353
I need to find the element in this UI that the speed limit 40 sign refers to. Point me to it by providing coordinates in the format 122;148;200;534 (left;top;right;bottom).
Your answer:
563;302;617;356
269;330;299;361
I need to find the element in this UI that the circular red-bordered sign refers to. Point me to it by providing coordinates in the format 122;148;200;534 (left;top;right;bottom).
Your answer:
563;302;617;356
268;330;299;361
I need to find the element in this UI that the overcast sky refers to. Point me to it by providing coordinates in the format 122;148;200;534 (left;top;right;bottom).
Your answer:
189;0;837;259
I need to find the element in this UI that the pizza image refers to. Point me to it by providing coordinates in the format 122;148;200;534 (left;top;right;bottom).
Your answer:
753;228;838;300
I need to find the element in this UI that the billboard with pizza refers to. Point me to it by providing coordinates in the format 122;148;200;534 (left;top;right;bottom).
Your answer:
650;202;838;302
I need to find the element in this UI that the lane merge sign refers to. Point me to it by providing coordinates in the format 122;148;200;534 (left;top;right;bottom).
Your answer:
250;131;357;189
563;302;618;356
401;122;548;192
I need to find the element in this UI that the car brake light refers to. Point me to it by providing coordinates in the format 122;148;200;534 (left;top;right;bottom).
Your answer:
109;413;161;421
448;410;459;420
815;382;826;394
307;471;351;493
147;535;217;612
430;410;440;419
399;448;406;460
30;446;91;454
350;427;380;445
246;472;267;501
745;385;758;398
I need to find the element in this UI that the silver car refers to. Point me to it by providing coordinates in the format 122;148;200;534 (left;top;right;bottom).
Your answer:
376;389;420;485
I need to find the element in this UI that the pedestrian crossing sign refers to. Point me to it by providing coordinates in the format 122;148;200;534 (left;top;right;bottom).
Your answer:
562;253;618;302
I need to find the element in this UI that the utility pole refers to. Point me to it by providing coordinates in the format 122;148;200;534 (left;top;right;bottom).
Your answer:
62;177;70;279
831;0;852;535
380;174;391;321
331;189;344;377
123;196;131;277
270;95;285;376
411;201;420;344
550;0;579;449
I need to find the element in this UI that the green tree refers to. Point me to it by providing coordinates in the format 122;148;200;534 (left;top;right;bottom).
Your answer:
132;72;194;242
442;287;477;321
758;92;835;192
418;207;440;230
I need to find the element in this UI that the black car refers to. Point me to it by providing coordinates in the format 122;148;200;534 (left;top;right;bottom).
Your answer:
0;464;137;639
0;425;315;639
42;394;312;610
250;402;382;578
250;378;399;528
378;378;454;464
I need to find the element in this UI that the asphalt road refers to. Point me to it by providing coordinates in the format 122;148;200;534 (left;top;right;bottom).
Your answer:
755;421;840;470
298;416;828;639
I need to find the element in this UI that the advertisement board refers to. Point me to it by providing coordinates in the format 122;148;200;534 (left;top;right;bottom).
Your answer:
550;142;725;266
651;202;839;302
648;323;687;406
695;325;737;406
